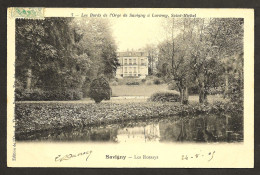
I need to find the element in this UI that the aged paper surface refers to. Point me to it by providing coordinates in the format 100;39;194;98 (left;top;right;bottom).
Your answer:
7;8;254;168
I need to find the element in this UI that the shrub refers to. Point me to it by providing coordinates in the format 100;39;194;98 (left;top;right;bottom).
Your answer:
189;86;199;95
146;80;153;85
89;77;111;103
111;81;118;86
104;88;112;100
168;82;178;91
149;92;180;102
15;88;83;101
153;78;161;85
15;89;44;101
72;90;83;100
208;87;223;95
141;79;146;83
126;82;140;85
156;72;162;78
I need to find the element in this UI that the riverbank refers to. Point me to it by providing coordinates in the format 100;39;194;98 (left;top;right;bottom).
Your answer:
15;100;241;139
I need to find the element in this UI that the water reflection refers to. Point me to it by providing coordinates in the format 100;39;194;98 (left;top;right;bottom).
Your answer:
17;114;243;143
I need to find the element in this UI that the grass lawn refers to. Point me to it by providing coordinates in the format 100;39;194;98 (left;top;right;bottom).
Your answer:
188;95;226;104
111;84;176;97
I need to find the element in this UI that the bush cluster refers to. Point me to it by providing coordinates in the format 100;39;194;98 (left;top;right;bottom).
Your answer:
153;78;161;85
126;82;140;85
149;92;180;102
15;88;83;101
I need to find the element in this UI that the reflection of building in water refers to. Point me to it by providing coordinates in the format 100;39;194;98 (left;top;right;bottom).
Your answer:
117;124;160;143
37;115;242;143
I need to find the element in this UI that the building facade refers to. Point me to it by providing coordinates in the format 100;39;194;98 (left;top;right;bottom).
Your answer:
116;51;148;79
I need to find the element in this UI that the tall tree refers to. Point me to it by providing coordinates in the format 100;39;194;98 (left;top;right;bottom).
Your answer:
189;18;243;103
143;44;158;75
16;18;91;93
158;18;198;104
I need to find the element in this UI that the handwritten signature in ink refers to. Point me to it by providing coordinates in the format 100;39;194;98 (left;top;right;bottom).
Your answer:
55;150;92;162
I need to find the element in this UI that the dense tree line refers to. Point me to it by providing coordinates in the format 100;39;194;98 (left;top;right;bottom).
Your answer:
15;17;118;99
157;18;244;104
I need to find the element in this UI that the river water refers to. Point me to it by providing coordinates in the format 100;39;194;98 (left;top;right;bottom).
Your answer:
19;114;243;143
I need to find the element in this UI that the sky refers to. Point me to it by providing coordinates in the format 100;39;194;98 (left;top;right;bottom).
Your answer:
110;18;166;52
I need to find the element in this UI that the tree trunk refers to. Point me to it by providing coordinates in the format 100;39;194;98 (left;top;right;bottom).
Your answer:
199;82;208;104
26;68;32;90
151;56;153;75
179;88;183;104
224;69;229;98
183;86;189;104
178;84;189;105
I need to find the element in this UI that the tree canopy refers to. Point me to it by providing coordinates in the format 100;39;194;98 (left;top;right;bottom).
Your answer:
15;17;119;98
157;18;244;104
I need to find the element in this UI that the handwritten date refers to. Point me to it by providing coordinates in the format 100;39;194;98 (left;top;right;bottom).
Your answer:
182;151;215;162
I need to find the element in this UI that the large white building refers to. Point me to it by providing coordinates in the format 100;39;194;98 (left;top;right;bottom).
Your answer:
115;51;148;79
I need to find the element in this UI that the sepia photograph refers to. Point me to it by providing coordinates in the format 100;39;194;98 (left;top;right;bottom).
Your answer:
7;8;254;168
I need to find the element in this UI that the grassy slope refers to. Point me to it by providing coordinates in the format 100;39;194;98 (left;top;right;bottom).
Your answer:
111;84;174;96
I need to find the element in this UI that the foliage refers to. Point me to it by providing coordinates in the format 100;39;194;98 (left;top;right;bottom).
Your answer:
153;78;161;85
158;18;243;104
15;100;241;138
155;72;162;78
149;92;180;102
141;79;146;83
89;76;111;103
189;86;199;95
126;82;140;85
72;18;119;80
208;87;223;95
143;44;158;75
111;81;118;86
15;88;83;101
168;82;178;91
15;17;119;100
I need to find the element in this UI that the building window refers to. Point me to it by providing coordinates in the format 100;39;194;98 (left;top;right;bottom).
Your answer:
129;58;132;65
133;58;137;65
134;67;137;73
141;59;145;66
124;67;127;73
124;59;127;65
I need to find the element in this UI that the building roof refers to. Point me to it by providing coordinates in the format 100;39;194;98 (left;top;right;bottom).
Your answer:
117;51;148;57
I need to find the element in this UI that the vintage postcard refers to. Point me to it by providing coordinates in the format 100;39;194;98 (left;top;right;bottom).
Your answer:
7;8;254;168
